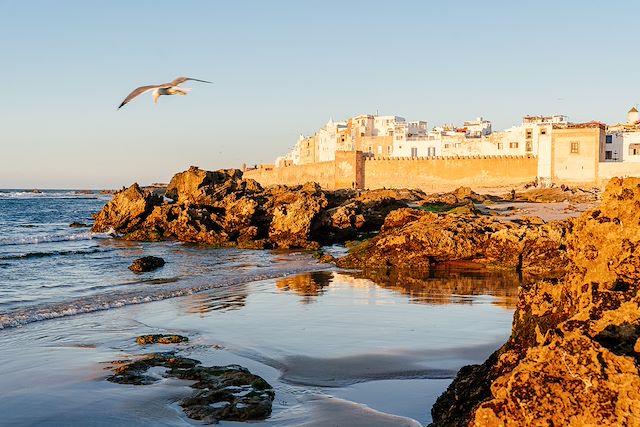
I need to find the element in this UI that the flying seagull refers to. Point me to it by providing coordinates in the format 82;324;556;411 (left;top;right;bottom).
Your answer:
117;76;212;109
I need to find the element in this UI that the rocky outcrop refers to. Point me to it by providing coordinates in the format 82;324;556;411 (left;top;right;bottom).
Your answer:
128;256;165;272
430;177;640;426
91;167;431;249
512;185;599;203
317;189;420;242
336;207;569;278
107;352;274;424
92;183;163;233
420;186;491;206
165;166;261;205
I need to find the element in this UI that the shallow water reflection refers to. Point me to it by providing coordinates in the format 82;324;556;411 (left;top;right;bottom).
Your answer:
275;271;334;303
272;268;519;309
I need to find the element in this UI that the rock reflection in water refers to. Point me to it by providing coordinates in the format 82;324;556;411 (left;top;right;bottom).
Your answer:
344;267;520;309
275;271;334;304
274;269;519;309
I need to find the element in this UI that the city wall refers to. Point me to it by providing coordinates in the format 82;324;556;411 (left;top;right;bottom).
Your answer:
244;151;538;191
363;155;538;192
244;161;334;189
598;162;640;184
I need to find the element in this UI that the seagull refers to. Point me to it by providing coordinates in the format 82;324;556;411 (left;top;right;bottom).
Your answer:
117;76;212;109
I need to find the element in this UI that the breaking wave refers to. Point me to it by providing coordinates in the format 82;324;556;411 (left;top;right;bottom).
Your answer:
0;231;114;246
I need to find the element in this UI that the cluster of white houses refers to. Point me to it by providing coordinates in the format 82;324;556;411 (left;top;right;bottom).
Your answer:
274;107;640;185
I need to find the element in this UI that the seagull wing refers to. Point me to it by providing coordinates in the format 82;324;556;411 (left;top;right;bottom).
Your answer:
170;76;213;86
117;85;163;109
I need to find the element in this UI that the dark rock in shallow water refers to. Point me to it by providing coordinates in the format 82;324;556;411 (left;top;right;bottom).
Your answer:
107;352;274;424
135;334;188;345
128;256;165;273
69;222;88;228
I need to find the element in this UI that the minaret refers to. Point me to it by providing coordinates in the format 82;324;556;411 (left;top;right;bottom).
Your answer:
628;106;639;124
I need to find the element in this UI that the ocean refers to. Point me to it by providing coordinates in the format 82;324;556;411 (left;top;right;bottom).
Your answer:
0;191;518;426
0;190;328;330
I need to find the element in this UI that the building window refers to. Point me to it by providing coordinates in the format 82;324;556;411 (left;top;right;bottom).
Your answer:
526;129;532;139
444;143;450;148
427;147;436;156
388;130;394;136
605;151;612;160
526;142;533;152
387;146;392;154
411;147;418;157
509;142;519;149
606;135;612;144
368;146;372;153
570;142;580;154
497;142;503;150
454;143;461;148
540;128;547;135
360;132;365;137
630;144;640;155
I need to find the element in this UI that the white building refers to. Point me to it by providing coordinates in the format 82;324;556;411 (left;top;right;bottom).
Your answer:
373;115;405;137
317;118;347;162
463;117;492;137
605;107;640;163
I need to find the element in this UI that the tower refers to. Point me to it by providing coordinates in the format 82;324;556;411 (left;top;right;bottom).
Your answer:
628;106;639;124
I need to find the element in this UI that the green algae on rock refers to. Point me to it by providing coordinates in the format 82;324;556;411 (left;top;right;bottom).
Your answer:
107;352;275;424
135;334;188;345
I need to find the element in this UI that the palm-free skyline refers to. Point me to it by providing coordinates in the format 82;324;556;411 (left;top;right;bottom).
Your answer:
1;0;638;188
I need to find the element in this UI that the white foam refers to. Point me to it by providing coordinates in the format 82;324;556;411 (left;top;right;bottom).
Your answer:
0;231;113;246
0;191;104;199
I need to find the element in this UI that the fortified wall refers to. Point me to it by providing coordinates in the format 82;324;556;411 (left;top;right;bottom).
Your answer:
244;151;538;191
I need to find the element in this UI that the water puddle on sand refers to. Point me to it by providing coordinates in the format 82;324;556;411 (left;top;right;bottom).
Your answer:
0;268;518;426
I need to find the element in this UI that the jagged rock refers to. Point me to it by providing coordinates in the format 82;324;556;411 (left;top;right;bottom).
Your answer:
135;334;188;345
421;186;491;206
267;182;327;249
165;166;260;205
430;177;640;426
129;256;165;272
92;183;163;233
107;352;274;424
336;208;569;278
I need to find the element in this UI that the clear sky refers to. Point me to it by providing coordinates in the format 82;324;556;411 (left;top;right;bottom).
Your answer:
1;0;638;189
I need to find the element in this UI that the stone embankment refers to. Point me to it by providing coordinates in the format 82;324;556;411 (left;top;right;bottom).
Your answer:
429;177;640;426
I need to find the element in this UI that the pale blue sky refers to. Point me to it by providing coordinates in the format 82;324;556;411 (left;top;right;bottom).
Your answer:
0;0;638;189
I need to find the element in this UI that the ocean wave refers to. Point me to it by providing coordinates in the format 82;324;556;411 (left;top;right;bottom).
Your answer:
0;190;105;199
0;230;114;246
0;264;333;330
0;247;114;261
